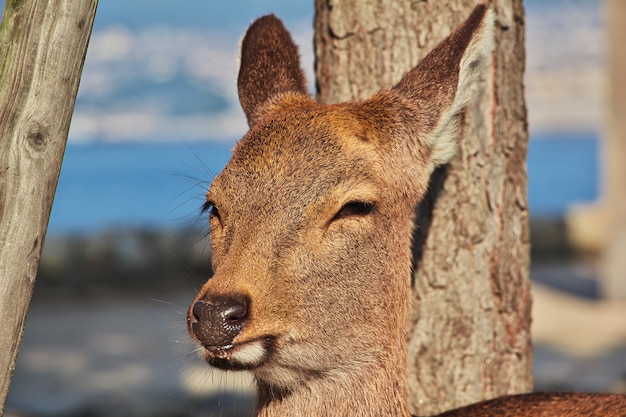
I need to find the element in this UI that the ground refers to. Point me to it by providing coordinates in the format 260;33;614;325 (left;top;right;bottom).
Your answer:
5;260;625;417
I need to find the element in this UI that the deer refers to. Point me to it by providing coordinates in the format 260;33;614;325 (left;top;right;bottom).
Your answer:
187;4;626;416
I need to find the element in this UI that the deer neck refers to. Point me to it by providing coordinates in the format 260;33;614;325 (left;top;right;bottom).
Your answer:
255;347;411;417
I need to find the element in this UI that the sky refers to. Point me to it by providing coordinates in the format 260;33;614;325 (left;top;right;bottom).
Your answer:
73;0;315;143
0;0;315;143
0;1;606;142
0;1;608;230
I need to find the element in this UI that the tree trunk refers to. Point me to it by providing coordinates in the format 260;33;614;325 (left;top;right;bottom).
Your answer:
314;1;532;415
603;0;626;300
0;1;98;412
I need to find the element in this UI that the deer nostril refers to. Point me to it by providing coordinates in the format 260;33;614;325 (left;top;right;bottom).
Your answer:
223;301;248;325
192;301;207;321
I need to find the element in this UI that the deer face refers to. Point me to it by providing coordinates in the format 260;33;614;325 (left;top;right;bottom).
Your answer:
188;104;416;388
188;7;493;391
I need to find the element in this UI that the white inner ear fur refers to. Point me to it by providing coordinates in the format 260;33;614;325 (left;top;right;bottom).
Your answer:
427;9;495;168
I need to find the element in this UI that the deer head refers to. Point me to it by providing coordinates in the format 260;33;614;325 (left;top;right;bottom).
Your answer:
188;5;493;416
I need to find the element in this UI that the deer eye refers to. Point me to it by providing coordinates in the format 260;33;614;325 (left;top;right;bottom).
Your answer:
333;201;375;221
201;200;220;221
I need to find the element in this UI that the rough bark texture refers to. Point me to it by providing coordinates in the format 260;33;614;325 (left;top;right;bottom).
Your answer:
603;0;626;300
0;1;97;412
314;1;532;415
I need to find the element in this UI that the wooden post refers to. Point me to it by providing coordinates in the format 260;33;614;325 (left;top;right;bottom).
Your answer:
603;0;626;300
0;1;98;411
315;1;531;414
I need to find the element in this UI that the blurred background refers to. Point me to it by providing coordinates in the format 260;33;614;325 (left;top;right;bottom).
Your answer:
3;0;626;416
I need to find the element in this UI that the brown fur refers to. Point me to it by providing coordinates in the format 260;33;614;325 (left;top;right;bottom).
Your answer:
433;392;626;417
237;14;308;126
188;4;626;416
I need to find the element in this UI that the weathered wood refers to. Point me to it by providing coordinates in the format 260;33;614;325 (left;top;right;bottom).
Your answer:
603;0;626;300
0;0;98;411
314;1;532;415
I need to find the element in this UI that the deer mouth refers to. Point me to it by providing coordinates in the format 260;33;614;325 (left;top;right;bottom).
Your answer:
201;337;274;371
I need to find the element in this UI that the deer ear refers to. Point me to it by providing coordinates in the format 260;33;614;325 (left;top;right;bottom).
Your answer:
393;4;494;166
238;15;310;127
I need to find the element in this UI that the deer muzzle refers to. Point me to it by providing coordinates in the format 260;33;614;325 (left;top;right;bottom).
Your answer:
189;295;249;350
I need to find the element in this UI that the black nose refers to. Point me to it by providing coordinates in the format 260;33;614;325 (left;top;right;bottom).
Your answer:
190;296;249;348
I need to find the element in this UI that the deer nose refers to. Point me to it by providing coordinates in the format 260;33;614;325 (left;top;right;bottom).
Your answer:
190;296;249;348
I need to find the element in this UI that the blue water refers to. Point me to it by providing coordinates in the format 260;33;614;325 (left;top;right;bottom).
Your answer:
527;132;599;218
47;133;600;236
47;141;233;236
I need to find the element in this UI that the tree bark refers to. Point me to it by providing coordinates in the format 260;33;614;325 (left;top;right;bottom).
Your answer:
603;0;626;300
0;0;98;412
314;1;532;415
